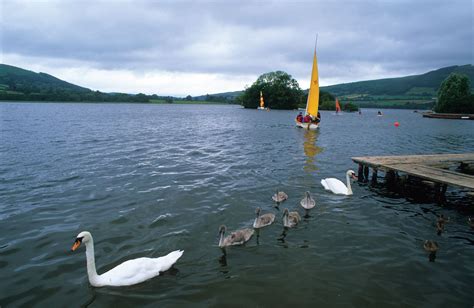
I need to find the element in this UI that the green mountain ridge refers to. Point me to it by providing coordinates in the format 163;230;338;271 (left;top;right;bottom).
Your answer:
0;64;90;93
194;64;473;110
322;64;474;97
0;64;155;102
199;64;473;101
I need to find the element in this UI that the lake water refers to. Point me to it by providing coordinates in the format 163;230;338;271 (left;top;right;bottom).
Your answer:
1;102;473;307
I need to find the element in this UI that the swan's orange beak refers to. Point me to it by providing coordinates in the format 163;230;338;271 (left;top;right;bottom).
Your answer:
351;174;358;180
71;239;82;251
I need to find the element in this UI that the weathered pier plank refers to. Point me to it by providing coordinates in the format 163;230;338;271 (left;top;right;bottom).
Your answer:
352;153;474;191
352;153;474;168
388;164;474;190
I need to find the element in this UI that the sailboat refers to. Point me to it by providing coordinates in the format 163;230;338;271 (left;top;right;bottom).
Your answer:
296;40;320;130
257;91;267;110
335;98;341;115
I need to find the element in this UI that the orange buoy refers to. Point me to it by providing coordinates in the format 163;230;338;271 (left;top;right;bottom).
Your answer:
394;121;400;127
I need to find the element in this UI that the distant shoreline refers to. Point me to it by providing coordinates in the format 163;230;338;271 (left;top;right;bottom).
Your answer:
0;100;433;111
0;100;236;105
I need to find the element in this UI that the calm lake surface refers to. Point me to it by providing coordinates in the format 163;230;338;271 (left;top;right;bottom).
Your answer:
1;102;473;307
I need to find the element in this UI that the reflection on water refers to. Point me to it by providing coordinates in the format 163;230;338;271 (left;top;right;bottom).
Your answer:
278;227;288;242
218;254;228;268
302;130;323;172
81;290;96;308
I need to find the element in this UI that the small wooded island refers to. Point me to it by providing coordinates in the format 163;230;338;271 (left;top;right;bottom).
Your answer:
421;72;474;119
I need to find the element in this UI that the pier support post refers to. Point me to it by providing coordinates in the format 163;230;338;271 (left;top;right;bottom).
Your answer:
434;183;448;203
442;184;447;194
385;170;396;186
371;168;378;185
363;166;369;183
358;164;364;182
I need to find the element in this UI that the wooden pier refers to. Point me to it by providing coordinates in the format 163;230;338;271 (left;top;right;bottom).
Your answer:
352;154;474;195
422;112;474;120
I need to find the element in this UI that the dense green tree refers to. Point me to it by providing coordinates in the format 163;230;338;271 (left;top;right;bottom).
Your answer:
319;100;333;110
185;95;193;101
435;73;472;112
240;71;302;109
342;102;359;112
304;90;335;110
132;93;148;102
312;92;358;111
439;94;474;113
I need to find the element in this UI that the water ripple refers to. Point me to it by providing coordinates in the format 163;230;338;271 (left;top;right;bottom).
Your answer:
0;103;473;306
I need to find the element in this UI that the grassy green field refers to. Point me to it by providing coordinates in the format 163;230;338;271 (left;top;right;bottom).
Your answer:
348;99;432;106
405;87;436;96
344;99;434;109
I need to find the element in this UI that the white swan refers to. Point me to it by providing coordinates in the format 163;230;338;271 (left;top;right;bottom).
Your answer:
218;225;254;248
253;207;275;229
321;170;357;195
71;231;183;287
282;208;301;228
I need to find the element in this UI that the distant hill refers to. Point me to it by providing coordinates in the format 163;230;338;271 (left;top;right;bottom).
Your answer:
0;64;154;102
199;65;473;99
0;64;90;93
321;65;474;97
197;65;473;109
193;90;243;101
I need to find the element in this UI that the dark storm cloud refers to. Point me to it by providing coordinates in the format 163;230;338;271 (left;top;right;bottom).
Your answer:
1;0;472;85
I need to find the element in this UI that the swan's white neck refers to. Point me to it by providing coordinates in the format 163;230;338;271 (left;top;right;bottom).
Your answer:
218;232;225;247
84;239;100;285
346;173;353;195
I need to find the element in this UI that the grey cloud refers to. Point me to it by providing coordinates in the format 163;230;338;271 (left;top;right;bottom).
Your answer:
1;0;472;85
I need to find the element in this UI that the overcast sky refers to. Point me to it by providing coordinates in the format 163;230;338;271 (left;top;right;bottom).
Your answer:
1;0;472;96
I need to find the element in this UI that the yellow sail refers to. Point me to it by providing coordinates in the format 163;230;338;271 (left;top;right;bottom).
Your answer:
306;49;319;117
260;91;265;108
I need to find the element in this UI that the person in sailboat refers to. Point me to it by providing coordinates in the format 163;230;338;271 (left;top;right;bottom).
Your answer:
303;114;311;123
315;111;321;124
296;112;303;123
308;112;320;125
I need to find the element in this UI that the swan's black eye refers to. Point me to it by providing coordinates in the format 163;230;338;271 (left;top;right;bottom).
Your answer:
76;237;84;242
